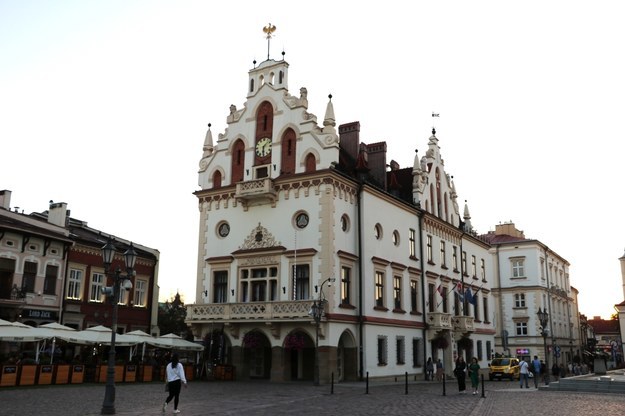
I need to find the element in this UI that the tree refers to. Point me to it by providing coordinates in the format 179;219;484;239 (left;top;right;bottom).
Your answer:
158;292;193;341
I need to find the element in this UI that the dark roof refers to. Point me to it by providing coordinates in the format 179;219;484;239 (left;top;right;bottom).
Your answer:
480;233;528;244
0;209;73;243
588;318;619;334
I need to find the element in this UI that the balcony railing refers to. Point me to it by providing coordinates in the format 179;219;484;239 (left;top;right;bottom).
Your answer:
186;300;315;322
427;312;453;330
235;178;276;206
453;316;475;333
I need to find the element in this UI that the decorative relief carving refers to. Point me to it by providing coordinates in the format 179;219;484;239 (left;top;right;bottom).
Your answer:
239;223;281;250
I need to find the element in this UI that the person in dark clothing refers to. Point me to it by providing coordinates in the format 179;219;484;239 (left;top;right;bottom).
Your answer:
454;356;467;394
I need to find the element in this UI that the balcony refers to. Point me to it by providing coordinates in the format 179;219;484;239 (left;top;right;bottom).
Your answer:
235;178;277;207
453;316;475;333
186;300;315;323
427;312;453;331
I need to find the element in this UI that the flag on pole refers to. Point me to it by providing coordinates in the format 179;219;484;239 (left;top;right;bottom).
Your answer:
436;285;444;296
465;287;477;306
454;282;464;301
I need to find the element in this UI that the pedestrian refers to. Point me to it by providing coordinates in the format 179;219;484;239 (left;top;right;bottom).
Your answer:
468;357;480;395
519;358;530;388
435;358;444;381
552;362;560;381
531;355;541;388
454;356;467;394
426;357;434;381
540;360;548;384
163;353;187;414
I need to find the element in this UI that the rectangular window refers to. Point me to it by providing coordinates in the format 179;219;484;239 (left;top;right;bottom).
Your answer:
516;322;528;335
426;235;433;263
441;287;448;313
118;282;129;305
462;251;467;275
90;272;105;302
412;338;422;367
480;259;486;281
393;275;402;310
22;261;37;293
483;296;489;322
377;336;388;365
410;280;418;313
514;293;526;308
477;340;483;360
454;292;461;316
396;336;405;364
512;258;525;277
66;269;82;300
341;266;351;305
440;241;446;268
240;267;278;302
486;341;492;360
474;297;480;320
134;279;147;307
375;272;385;307
428;283;435;313
44;264;58;295
471;255;477;278
452;246;458;271
213;271;228;303
409;229;416;258
295;265;309;300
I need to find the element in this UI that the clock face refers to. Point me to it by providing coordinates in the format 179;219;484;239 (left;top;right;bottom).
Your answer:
255;137;272;157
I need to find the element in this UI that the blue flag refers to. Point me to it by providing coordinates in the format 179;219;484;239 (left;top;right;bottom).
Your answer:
465;287;477;305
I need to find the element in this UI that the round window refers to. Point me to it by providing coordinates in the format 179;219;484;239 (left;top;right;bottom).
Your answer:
217;222;230;237
295;212;309;229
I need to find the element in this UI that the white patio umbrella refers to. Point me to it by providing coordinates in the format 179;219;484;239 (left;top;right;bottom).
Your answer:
124;330;154;361
34;323;79;364
151;333;204;351
73;325;137;346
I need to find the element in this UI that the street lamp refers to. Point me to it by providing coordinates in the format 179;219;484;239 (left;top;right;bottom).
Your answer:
537;307;550;385
310;277;335;386
101;240;136;415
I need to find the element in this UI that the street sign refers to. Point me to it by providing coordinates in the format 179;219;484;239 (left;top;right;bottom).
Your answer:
554;345;561;353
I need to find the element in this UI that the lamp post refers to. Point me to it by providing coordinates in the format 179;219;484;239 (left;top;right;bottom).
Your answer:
101;240;136;415
537;307;550;385
310;277;335;386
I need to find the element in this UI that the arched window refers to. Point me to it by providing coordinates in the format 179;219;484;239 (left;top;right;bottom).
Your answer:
305;153;316;173
280;128;296;175
231;139;245;184
279;70;284;84
212;170;222;189
435;168;442;218
249;78;255;93
444;192;449;222
255;101;274;166
429;184;435;214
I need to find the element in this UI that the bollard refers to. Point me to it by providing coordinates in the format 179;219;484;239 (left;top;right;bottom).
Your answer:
331;372;334;395
481;373;485;398
405;372;408;395
442;372;446;396
365;371;369;394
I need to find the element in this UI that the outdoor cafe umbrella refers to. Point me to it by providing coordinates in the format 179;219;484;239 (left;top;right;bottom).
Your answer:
124;329;154;361
71;325;137;346
0;320;42;342
151;333;204;351
33;322;80;364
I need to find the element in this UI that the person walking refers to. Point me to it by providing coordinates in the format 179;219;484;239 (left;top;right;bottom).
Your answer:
435;358;444;381
426;357;434;381
519;358;530;388
468;357;480;395
531;355;541;388
163;353;187;414
454;356;467;394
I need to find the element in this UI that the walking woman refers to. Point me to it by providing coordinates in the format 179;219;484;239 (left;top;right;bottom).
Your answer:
468;357;480;395
454;356;467;394
163;353;187;414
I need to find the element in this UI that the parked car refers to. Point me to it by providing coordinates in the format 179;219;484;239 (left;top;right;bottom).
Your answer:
488;357;520;380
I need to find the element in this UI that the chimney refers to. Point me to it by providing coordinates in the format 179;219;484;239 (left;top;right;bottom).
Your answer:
48;201;68;227
338;122;360;163
366;142;387;189
0;190;11;210
495;223;525;238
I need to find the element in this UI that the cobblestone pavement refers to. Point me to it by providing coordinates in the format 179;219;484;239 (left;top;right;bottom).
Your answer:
1;379;625;416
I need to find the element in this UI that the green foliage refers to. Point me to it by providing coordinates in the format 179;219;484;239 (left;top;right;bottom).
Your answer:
157;292;193;340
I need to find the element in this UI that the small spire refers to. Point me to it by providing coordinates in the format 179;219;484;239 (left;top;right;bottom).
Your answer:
203;123;213;152
323;94;336;133
463;200;471;219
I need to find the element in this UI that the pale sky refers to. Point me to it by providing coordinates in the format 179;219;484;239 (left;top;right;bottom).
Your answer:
1;1;624;319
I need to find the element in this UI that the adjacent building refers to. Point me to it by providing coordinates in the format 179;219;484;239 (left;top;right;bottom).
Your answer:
483;223;581;365
185;50;496;383
0;190;160;336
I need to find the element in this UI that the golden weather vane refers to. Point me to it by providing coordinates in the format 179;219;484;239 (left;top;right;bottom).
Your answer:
263;23;276;60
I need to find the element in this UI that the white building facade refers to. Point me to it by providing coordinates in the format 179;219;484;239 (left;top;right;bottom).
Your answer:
186;52;495;383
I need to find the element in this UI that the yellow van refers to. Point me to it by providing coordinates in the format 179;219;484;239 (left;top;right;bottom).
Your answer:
488;357;520;381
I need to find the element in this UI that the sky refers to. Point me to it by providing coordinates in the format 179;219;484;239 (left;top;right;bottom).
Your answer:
1;1;624;319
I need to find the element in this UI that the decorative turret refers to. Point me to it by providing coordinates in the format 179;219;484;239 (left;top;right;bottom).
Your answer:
463;200;473;232
199;123;214;173
323;94;336;134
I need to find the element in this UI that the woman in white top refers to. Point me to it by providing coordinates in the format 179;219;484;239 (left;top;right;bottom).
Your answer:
163;353;187;414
